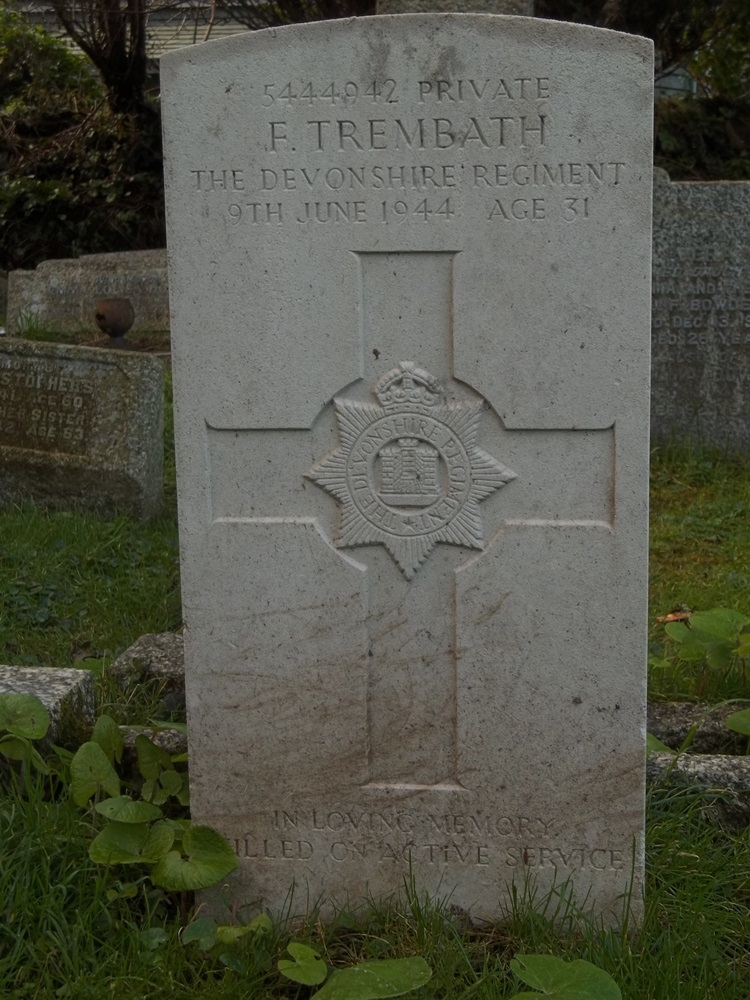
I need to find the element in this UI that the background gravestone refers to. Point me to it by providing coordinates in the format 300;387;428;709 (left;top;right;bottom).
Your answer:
651;173;750;451
0;339;163;519
6;250;169;338
162;15;652;924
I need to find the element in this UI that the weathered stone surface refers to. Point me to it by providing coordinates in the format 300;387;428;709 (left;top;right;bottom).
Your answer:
6;250;169;337
0;338;164;519
648;701;748;755
651;173;750;451
162;16;653;924
0;665;94;748
109;633;185;716
647;752;750;828
0;269;8;320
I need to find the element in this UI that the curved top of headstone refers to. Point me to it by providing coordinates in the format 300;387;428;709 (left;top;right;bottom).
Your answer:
378;0;533;11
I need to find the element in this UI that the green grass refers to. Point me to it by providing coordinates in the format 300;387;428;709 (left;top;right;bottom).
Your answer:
2;432;750;997
1;775;748;998
649;443;750;701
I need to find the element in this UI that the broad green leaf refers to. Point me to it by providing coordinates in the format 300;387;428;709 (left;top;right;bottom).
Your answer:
150;824;238;891
664;624;708;661
141;777;170;806
106;881;140;902
735;639;750;658
689;608;748;641
70;742;120;806
0;694;50;739
220;952;248;974
0;734;31;760
89;820;174;865
91;715;124;765
94;795;163;823
159;769;183;796
0;735;49;772
311;957;432;999
510;954;621;1000
726;708;750;737
278;942;328;985
646;732;675;755
248;912;273;935
704;641;733;672
140;927;169;951
216;925;252;946
175;778;190;806
135;734;173;780
182;917;217;950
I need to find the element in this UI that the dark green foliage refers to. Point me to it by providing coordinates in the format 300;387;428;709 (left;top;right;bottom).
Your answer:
655;96;750;180
0;5;164;270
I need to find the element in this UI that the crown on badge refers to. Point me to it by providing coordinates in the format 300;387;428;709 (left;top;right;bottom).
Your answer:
374;361;443;410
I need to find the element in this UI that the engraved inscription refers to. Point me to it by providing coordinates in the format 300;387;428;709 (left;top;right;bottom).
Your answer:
229;808;629;873
651;242;750;446
0;358;94;456
652;246;750;347
306;362;516;579
187;71;629;228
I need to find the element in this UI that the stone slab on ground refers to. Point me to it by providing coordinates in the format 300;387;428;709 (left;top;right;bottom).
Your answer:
109;633;185;716
651;173;750;451
0;665;94;748
647;751;750;828
0;338;164;519
162;15;653;924
6;250;169;338
648;701;747;755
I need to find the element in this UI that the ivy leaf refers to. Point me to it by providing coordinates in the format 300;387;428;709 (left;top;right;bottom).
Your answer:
278;942;328;985
0;693;50;739
510;955;621;1000
91;715;124;765
70;741;120;806
89;820;174;865
94;795;163;823
150;825;238;891
311;957;432;999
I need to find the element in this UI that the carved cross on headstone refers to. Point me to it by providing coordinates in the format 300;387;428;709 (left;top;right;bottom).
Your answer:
208;251;613;787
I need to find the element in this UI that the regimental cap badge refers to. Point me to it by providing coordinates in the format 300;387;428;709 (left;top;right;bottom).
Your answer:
306;362;517;579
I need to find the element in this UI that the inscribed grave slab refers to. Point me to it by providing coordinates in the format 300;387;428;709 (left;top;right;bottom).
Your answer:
6;250;169;337
162;15;653;923
0;339;163;518
651;174;750;451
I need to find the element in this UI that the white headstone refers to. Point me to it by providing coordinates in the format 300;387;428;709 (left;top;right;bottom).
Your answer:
162;15;653;924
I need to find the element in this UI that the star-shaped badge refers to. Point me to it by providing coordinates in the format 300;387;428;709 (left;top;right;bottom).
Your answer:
306;362;516;579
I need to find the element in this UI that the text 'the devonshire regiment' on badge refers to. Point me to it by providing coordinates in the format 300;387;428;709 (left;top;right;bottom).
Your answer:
306;362;517;579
